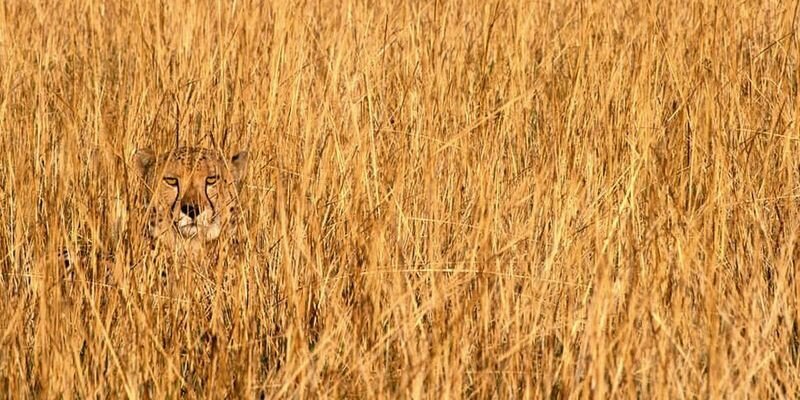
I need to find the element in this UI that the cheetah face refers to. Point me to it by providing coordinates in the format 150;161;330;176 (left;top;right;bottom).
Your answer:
133;147;247;249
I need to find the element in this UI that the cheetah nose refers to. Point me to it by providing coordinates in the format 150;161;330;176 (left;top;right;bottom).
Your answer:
181;203;200;220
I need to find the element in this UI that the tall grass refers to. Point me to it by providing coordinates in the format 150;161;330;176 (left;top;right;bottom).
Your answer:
1;0;799;397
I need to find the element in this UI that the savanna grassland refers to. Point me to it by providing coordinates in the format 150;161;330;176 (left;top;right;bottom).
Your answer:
2;0;800;397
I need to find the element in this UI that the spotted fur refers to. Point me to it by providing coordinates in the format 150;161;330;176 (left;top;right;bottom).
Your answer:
134;146;248;255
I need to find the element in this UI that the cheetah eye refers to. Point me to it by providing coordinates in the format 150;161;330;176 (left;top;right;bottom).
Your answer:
163;177;179;187
206;175;220;185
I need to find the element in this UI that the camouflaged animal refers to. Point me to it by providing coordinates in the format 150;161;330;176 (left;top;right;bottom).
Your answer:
133;146;248;254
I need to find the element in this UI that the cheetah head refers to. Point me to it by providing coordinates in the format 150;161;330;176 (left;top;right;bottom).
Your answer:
133;146;247;250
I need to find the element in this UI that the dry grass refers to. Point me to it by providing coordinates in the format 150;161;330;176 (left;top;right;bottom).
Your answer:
1;0;800;397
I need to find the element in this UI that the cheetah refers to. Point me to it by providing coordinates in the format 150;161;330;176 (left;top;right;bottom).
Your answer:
133;146;248;255
60;146;247;272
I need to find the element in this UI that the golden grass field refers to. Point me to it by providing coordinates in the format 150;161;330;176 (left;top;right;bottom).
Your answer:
2;0;800;397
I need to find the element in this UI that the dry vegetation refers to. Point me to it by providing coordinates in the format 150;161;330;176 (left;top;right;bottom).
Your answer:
1;0;800;397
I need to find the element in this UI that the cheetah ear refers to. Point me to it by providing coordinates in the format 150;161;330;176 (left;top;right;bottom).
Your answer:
133;148;156;177
230;151;248;182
